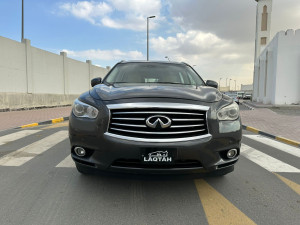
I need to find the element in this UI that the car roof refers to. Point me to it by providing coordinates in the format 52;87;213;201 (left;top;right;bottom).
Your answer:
118;60;189;66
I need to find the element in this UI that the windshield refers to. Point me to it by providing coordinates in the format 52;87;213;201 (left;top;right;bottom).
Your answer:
104;63;205;86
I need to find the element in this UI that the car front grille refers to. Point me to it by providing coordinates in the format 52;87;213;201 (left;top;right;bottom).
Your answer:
105;103;211;142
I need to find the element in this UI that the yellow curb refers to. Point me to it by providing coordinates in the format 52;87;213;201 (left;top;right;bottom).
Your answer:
246;126;259;134
275;136;300;148
51;117;64;124
21;123;39;128
41;121;68;130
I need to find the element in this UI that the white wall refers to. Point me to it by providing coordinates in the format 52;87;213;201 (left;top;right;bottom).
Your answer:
253;29;300;105
68;58;90;94
0;36;110;109
31;46;65;94
0;36;27;93
275;30;300;104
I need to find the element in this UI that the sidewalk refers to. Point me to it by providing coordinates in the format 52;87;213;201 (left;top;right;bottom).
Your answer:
240;107;300;143
0;104;299;145
0;106;72;131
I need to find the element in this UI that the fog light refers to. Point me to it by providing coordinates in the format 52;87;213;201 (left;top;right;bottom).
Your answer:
74;147;86;157
227;149;237;159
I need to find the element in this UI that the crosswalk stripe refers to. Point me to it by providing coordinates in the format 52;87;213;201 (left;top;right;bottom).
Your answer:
243;135;300;158
194;179;256;225
56;155;75;168
0;131;68;166
0;130;41;146
241;144;300;173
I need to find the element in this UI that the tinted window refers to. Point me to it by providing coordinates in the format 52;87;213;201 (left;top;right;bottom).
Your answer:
104;63;205;86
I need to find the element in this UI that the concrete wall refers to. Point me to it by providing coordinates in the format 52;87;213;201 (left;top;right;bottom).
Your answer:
0;36;109;110
253;29;300;105
0;37;27;93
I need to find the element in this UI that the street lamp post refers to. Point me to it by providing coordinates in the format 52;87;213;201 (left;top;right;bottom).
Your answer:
147;16;155;61
226;78;228;87
234;80;236;91
229;79;232;91
22;0;24;41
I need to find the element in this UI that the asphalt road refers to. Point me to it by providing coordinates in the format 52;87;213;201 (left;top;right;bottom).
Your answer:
0;121;299;225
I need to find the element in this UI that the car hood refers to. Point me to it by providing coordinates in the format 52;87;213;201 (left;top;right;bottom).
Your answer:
90;84;222;103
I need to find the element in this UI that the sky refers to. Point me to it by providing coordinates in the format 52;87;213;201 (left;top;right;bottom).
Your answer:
1;0;300;89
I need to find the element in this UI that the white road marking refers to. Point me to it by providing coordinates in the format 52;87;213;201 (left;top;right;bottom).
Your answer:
56;155;75;168
243;135;300;158
0;131;68;166
0;130;41;146
241;144;300;173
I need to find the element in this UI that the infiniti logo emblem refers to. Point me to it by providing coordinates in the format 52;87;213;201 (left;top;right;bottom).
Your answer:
146;115;172;129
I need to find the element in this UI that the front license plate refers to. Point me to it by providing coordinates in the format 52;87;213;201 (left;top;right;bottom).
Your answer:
141;148;177;164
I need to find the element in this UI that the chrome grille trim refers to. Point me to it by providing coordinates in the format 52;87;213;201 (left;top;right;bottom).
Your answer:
170;124;205;128
106;102;210;142
106;102;209;111
110;127;206;135
172;118;204;121
105;132;212;143
111;123;147;128
113;118;145;121
112;111;204;116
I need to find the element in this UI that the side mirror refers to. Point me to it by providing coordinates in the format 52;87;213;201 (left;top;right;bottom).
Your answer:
206;80;218;89
91;77;102;87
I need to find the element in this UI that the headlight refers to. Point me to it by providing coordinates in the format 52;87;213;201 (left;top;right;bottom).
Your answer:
217;103;239;121
72;99;98;119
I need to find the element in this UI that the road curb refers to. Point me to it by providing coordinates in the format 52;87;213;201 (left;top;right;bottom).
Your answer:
242;125;300;148
15;117;69;129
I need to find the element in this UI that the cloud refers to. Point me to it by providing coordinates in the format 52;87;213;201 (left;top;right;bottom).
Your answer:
59;0;162;31
151;30;240;60
167;0;256;44
62;48;144;61
167;0;300;43
161;0;300;85
108;0;160;16
151;30;253;84
59;1;112;24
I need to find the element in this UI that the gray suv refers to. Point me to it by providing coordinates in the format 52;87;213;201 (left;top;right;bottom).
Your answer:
69;61;242;176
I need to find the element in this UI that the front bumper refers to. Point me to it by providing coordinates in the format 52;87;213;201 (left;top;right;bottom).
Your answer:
69;113;242;174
